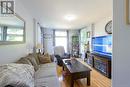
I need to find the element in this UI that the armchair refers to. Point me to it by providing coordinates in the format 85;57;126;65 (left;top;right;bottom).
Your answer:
54;46;70;66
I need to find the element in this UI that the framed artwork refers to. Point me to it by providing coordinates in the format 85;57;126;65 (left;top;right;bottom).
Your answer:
126;0;130;24
87;31;90;38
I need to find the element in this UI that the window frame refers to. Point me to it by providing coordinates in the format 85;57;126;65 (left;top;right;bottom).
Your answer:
54;30;68;52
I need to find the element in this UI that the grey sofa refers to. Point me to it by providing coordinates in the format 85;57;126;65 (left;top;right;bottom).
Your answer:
0;53;60;87
21;53;61;87
35;62;60;87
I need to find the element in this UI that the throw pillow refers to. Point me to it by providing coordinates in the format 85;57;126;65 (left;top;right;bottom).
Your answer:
29;53;40;65
39;53;51;64
27;54;39;71
16;57;32;65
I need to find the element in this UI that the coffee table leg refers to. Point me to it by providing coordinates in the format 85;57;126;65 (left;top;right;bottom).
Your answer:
63;65;64;71
70;75;74;87
87;72;91;86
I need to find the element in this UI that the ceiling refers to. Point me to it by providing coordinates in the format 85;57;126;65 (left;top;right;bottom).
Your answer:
20;0;112;29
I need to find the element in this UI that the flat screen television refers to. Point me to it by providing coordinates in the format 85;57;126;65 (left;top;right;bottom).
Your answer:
92;35;112;59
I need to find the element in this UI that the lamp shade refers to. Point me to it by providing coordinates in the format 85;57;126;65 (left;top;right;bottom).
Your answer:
36;43;43;49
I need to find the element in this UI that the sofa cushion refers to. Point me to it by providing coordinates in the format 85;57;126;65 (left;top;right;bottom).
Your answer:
39;62;56;68
35;63;57;79
32;53;40;65
0;64;34;87
34;63;61;87
35;76;60;87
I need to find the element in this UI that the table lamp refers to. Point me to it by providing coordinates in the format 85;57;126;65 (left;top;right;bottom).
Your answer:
36;43;43;54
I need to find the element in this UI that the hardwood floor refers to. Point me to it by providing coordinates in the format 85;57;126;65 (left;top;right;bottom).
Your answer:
57;59;111;87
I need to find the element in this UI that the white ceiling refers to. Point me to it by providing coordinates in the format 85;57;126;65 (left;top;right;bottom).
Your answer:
20;0;112;29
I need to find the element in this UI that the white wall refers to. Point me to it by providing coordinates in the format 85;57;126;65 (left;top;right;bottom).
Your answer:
33;19;42;53
94;17;112;37
86;24;94;52
35;22;42;45
113;0;130;87
79;25;94;58
0;0;34;64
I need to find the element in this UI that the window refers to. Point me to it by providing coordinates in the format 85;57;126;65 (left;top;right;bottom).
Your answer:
6;35;23;41
55;31;67;52
7;28;23;35
6;28;23;41
55;31;67;36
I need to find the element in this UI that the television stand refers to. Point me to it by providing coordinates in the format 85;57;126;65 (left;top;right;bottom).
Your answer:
86;53;111;78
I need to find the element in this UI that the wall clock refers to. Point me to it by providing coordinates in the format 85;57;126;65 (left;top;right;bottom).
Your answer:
105;20;112;34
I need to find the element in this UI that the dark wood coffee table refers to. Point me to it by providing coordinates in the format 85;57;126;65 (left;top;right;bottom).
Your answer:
62;59;92;87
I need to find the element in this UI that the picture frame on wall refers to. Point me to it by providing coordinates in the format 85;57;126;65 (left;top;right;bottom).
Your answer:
87;31;90;38
126;0;130;24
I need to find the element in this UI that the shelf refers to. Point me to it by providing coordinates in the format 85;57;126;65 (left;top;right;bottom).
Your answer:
71;36;79;57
